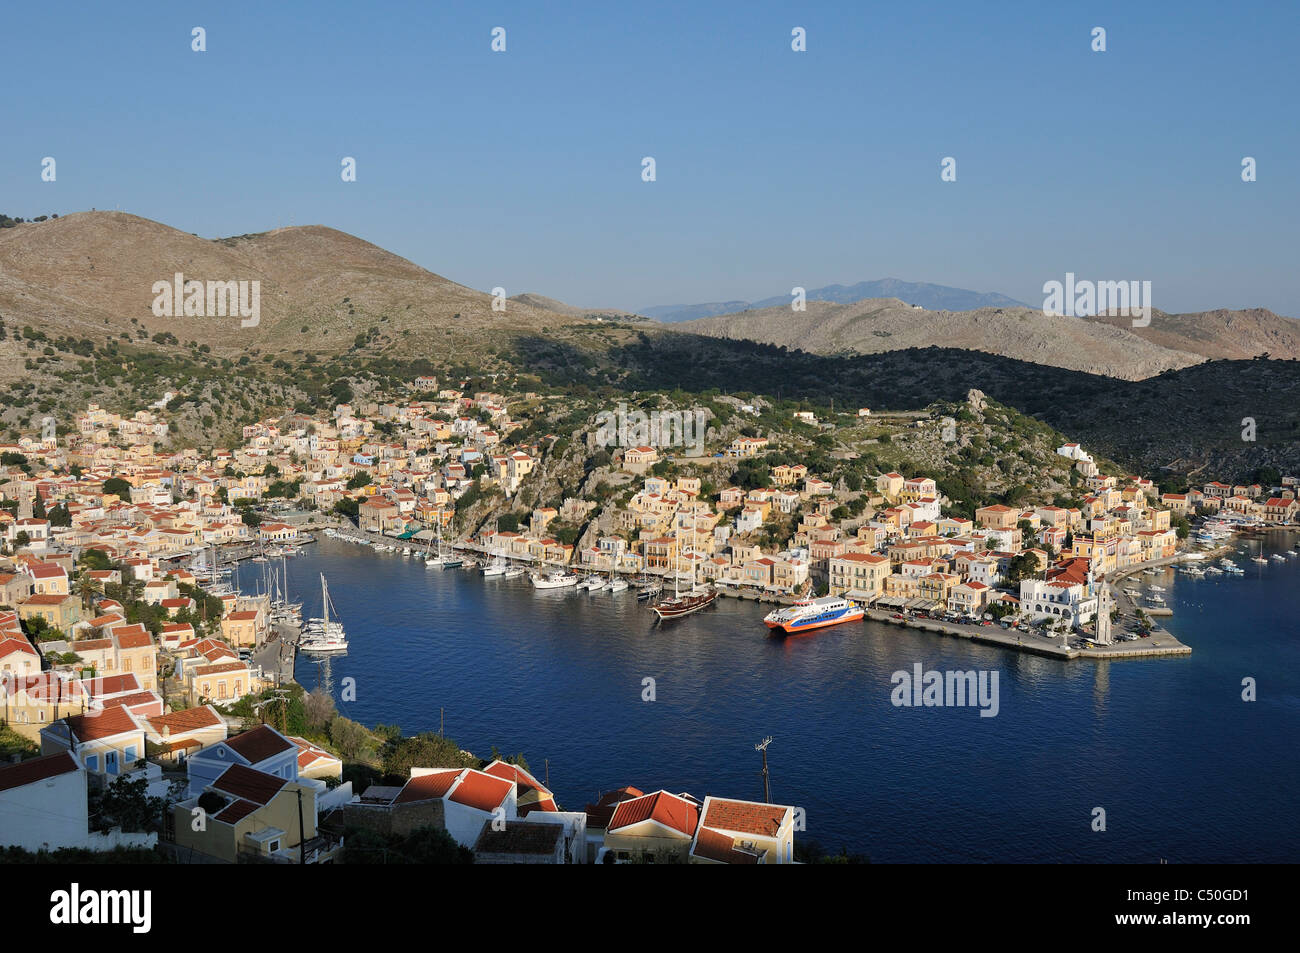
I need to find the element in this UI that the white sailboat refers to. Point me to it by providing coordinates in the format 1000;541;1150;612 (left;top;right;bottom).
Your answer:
301;573;348;654
482;521;508;576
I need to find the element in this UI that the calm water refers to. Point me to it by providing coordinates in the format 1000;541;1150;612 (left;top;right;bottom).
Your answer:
238;532;1300;862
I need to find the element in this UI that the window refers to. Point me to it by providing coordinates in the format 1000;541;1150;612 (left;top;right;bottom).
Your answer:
268;839;280;853
85;755;98;771
125;745;137;763
106;751;118;774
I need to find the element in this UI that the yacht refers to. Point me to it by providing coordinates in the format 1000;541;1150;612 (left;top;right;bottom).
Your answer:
531;570;579;589
608;577;629;593
504;565;527;578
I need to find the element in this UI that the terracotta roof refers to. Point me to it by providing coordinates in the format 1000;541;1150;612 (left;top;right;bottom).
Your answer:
224;725;293;764
0;751;80;794
211;763;287;805
64;705;141;742
608;790;699;837
395;769;462;804
448;770;514;812
692;825;763;864
149;706;223;734
701;797;790;837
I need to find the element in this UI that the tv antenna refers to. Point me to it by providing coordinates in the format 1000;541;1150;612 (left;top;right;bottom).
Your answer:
755;736;773;802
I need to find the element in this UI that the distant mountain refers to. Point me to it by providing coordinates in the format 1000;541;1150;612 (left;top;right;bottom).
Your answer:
639;300;751;322
642;279;1026;322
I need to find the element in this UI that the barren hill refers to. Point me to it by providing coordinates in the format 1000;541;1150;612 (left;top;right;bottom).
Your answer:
675;298;1223;380
1089;307;1300;361
0;211;574;358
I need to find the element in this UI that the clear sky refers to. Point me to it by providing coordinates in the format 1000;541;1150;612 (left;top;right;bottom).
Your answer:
4;0;1297;316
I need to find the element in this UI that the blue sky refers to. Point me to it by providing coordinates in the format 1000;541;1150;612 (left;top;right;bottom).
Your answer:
4;0;1297;316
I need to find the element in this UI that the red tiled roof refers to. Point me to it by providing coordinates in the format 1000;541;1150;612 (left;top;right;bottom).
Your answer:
224;725;293;764
149;706;223;734
395;769;462;804
692;825;762;864
0;751;80;794
608;790;700;837
211;763;287;805
701;798;789;837
447;770;513;812
64;705;142;742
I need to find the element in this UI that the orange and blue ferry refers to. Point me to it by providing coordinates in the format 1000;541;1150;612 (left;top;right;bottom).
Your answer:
764;595;865;634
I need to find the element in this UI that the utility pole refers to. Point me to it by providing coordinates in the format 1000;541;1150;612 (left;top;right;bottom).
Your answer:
755;737;773;803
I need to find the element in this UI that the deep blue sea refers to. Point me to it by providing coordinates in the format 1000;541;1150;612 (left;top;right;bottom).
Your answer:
238;531;1300;862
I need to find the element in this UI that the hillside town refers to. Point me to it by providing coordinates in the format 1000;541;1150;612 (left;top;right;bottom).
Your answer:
1;381;1298;862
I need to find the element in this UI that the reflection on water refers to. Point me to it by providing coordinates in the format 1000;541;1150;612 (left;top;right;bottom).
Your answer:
237;533;1300;862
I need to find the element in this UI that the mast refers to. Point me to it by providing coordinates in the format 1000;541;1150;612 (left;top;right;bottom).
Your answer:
321;573;328;629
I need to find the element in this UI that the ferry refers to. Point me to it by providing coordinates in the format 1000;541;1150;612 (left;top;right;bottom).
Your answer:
764;596;865;634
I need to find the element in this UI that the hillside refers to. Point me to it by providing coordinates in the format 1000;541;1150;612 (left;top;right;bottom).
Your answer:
0;211;580;362
1090;307;1300;361
674;299;1209;380
1;210;1296;481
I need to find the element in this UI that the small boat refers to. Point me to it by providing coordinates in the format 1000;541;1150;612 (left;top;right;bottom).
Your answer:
1271;553;1286;562
637;586;661;602
586;577;608;593
1253;556;1269;564
1149;585;1165;592
482;559;508;577
608;578;629;593
504;566;526;578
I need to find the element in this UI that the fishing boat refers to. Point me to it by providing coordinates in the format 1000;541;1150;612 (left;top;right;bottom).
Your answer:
531;570;579;589
764;595;865;634
301;573;348;654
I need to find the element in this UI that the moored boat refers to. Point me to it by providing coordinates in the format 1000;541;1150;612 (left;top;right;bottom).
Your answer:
764;596;865;634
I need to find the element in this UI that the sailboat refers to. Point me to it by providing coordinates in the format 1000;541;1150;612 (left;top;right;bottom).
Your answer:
608;566;629;593
482;521;508;576
425;521;462;569
301;573;348;654
652;509;717;621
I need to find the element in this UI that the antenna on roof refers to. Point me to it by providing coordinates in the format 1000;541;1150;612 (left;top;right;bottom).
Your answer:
755;736;773;803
